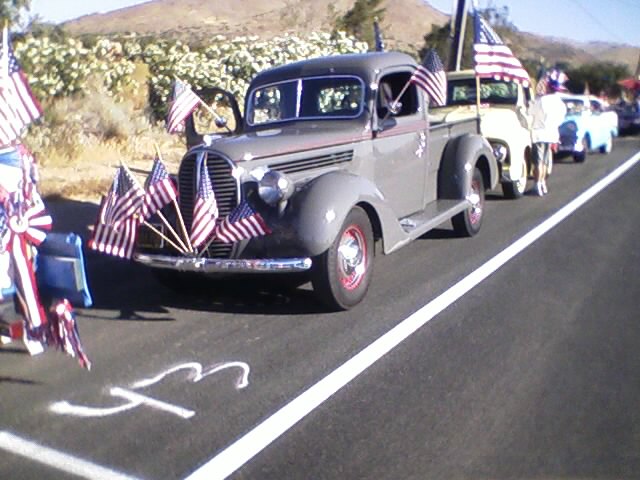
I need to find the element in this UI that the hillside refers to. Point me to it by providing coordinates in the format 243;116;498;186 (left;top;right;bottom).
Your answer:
62;0;638;72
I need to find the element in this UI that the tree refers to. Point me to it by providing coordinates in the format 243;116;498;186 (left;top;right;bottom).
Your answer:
0;0;31;27
335;0;385;50
566;62;631;97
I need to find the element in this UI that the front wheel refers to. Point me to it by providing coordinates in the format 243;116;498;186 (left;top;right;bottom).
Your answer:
452;167;485;237
574;136;589;163
311;206;374;311
502;158;527;199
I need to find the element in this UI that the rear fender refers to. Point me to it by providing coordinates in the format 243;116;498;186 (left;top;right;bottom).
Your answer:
438;133;498;199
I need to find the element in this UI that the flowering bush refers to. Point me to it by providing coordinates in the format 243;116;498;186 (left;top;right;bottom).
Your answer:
15;31;368;120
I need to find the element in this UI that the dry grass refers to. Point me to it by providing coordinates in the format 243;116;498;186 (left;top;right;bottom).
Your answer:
27;68;185;203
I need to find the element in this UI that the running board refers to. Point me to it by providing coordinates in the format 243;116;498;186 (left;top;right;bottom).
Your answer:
399;199;469;240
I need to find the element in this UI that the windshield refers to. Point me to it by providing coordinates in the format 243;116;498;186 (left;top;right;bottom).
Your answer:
562;98;586;115
246;75;365;126
443;77;519;107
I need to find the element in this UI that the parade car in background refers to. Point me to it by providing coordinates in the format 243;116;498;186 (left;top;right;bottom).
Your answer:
557;94;618;162
134;52;498;310
615;101;640;135
432;70;532;198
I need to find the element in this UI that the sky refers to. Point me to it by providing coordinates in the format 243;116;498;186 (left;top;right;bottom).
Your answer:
29;0;640;47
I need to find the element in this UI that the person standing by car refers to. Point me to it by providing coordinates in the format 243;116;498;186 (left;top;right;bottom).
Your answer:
529;75;567;196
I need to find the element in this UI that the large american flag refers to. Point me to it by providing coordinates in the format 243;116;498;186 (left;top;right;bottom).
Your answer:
0;30;43;146
473;13;530;87
409;48;447;107
166;80;201;134
142;158;177;218
190;162;218;248
214;200;270;244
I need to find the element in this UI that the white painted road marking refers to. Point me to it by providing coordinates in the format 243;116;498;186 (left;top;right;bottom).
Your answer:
184;152;640;480
0;431;141;480
49;361;250;419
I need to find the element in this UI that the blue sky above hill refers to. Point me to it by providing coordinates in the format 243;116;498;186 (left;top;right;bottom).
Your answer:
29;0;640;47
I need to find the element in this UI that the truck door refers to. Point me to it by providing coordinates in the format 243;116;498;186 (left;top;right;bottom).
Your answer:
372;72;429;218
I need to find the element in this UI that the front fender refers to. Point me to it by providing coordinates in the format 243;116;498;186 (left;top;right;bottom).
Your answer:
438;133;498;199
282;171;388;257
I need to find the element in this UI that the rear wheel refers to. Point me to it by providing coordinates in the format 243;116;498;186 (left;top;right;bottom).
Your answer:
599;133;613;154
311;206;374;311
452;167;485;237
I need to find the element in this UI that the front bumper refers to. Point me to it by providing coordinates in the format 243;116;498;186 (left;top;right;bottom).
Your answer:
133;253;312;274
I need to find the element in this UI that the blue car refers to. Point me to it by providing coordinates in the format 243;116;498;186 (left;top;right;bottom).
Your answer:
557;94;618;162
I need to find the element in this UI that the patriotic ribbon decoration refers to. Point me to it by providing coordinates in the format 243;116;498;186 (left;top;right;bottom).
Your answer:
7;199;52;328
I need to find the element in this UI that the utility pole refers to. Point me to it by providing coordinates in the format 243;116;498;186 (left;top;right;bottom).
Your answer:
448;0;469;72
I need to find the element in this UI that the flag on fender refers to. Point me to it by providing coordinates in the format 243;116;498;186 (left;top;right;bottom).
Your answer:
214;200;271;244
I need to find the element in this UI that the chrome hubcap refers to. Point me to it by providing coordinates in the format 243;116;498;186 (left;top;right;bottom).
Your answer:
468;179;483;225
337;225;367;291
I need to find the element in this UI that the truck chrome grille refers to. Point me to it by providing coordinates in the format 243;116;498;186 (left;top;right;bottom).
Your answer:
178;151;238;258
268;150;353;174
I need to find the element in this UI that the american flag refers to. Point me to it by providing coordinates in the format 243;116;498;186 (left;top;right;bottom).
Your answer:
0;28;43;146
214;200;271;244
143;158;177;218
409;48;447;107
190;162;218;248
89;196;140;259
107;166;146;227
473;13;530;87
166;80;201;134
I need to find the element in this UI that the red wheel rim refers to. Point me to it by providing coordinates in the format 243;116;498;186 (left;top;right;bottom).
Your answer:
337;224;367;291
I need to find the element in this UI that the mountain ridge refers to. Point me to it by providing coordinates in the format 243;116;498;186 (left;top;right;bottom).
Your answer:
61;0;638;72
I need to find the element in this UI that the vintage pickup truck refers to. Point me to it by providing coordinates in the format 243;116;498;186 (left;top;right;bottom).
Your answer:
135;52;498;310
431;69;532;198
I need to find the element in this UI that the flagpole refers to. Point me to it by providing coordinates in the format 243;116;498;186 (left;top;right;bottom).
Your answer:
136;215;187;254
120;161;189;254
153;142;194;253
174;76;232;133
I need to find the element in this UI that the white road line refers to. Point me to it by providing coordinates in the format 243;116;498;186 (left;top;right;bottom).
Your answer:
187;152;640;480
0;431;141;480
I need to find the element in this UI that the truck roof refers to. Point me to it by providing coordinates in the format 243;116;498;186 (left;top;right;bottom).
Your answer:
249;51;418;88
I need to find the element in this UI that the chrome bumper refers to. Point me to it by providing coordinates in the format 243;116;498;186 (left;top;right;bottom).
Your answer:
133;253;313;273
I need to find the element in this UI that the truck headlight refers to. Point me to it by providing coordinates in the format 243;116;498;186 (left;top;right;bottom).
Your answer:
257;170;294;206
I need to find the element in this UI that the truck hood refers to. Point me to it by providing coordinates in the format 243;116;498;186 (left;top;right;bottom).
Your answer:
199;122;370;162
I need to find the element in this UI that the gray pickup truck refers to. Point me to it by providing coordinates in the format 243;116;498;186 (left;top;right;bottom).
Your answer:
135;51;498;310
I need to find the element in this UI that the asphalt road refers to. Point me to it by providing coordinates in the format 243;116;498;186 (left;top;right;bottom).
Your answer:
1;135;640;480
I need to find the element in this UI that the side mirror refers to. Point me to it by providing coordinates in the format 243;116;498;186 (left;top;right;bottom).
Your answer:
186;87;243;149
